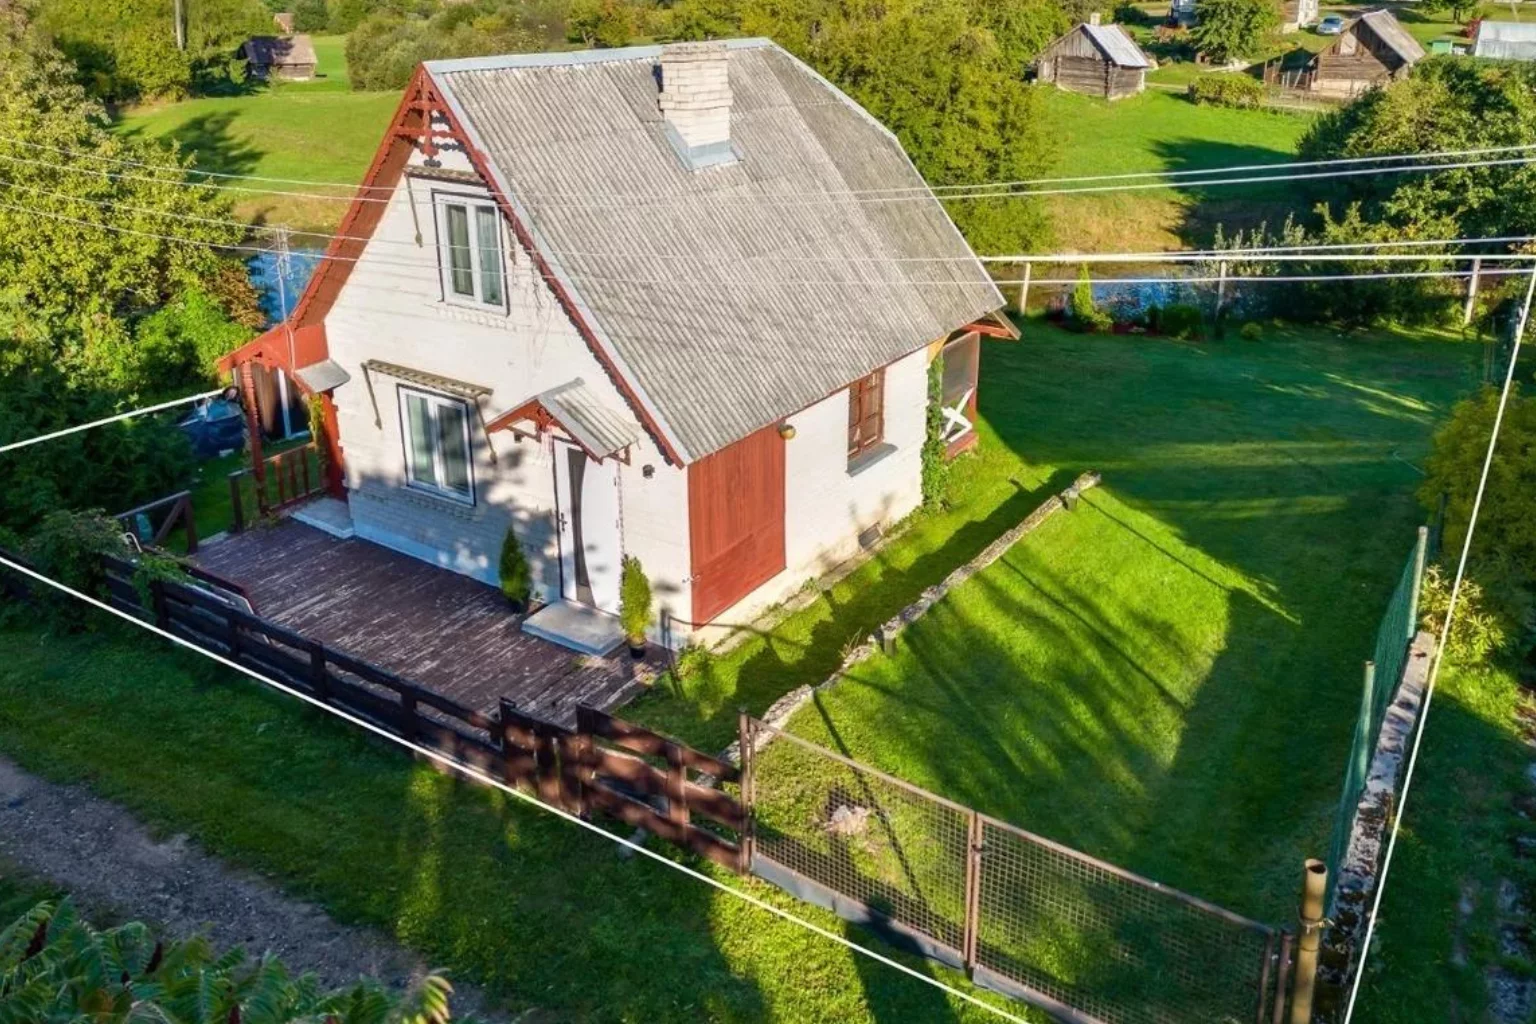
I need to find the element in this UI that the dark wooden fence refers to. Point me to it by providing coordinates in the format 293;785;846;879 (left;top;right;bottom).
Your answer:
230;443;324;533
115;490;199;554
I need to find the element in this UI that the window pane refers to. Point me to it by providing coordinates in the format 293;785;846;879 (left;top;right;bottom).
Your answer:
436;401;471;495
476;207;503;305
445;205;474;297
405;395;437;487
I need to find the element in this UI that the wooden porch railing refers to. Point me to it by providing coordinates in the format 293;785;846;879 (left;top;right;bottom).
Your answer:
115;490;199;555
229;443;323;533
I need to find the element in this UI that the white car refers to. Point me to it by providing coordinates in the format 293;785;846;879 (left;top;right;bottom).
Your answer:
1318;14;1347;34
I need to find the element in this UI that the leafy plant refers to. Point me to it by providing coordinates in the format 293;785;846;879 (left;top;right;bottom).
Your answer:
673;641;713;680
921;355;950;508
498;525;532;608
1187;73;1265;109
0;898;460;1023
1417;563;1520;665
620;555;652;644
1159;303;1205;339
1239;321;1263;341
1068;266;1113;333
1189;0;1278;63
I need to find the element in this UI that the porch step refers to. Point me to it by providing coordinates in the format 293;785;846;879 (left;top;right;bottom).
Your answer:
290;497;355;540
522;601;625;657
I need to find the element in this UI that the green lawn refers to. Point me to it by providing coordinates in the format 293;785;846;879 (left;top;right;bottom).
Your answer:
1033;88;1314;252
114;36;396;236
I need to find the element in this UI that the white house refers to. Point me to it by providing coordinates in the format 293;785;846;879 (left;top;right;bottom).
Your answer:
220;39;1009;654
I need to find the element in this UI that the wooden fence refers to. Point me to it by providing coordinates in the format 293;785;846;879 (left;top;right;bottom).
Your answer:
230;443;325;533
115;490;199;554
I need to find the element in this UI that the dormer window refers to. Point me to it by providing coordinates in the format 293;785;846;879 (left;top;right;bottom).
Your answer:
435;192;506;310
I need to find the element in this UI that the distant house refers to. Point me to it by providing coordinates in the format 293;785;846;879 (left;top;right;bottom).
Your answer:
1472;21;1536;61
272;11;295;33
1034;17;1153;100
1281;0;1320;33
238;34;318;81
1306;10;1424;98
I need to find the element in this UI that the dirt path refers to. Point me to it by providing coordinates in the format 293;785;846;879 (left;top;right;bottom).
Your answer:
0;755;505;1020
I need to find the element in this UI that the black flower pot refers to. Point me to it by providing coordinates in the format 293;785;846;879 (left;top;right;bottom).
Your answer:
628;638;646;660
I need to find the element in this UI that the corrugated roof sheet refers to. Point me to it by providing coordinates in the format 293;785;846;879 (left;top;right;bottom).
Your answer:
1082;24;1153;68
295;358;350;393
540;379;641;458
1474;20;1536;58
1357;11;1426;63
428;40;1003;462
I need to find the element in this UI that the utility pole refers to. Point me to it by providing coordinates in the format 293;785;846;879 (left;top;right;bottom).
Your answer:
173;0;186;51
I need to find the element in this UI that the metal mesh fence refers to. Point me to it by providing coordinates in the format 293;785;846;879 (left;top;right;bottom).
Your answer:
1324;527;1428;913
745;719;1285;1024
975;818;1278;1024
748;723;972;956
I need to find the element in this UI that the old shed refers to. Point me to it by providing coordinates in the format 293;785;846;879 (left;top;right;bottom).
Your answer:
1307;10;1423;98
238;34;318;81
1035;18;1152;100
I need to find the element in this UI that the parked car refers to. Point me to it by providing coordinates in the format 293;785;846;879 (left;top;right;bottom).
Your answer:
1318;14;1346;35
177;390;246;458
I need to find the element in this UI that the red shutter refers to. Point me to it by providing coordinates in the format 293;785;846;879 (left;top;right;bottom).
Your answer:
687;425;787;625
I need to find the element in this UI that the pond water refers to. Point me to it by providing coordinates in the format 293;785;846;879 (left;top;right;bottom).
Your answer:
247;247;325;324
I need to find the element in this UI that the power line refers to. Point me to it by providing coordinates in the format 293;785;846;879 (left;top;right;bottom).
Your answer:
1342;265;1536;1023
0;551;1029;1024
0;389;223;454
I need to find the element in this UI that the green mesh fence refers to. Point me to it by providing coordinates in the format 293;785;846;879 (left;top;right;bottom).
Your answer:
1324;527;1427;914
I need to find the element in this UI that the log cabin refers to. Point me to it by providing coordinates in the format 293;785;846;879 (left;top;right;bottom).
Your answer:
1035;17;1153;101
216;40;1013;655
1307;10;1424;98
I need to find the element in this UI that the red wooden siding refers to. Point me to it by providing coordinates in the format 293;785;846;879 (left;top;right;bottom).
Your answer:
687;425;786;625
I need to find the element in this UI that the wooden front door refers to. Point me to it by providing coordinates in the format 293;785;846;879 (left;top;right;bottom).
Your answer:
687;425;786;625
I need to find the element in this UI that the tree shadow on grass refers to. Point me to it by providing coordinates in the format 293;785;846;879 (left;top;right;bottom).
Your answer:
1150;136;1314;248
116;111;263;182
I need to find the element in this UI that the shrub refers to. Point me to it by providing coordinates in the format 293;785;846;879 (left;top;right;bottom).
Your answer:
673;641;713;680
498;525;532;608
1416;562;1534;665
620;555;652;644
1160;303;1205;339
1068;266;1113;333
921;356;949;508
1239;321;1263;341
1187;73;1265;109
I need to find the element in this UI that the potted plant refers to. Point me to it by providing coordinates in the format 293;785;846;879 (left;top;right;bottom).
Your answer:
499;526;532;613
619;555;652;659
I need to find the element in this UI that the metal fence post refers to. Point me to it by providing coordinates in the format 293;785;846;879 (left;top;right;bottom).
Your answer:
962;810;982;973
1407;525;1428;641
1290;860;1327;1024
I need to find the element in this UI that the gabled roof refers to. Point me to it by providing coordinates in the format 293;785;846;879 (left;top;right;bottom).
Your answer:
1081;24;1154;68
420;40;1003;462
240;34;317;67
1474;20;1536;59
1353;11;1426;64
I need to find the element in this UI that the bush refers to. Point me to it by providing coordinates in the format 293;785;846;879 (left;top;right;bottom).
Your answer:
921;356;949;508
1239;321;1263;341
1187;73;1265;109
292;0;330;31
1417;561;1534;665
673;641;712;680
1160;303;1205;339
1113;2;1153;25
1068;266;1113;333
620;555;652;644
498;525;532;608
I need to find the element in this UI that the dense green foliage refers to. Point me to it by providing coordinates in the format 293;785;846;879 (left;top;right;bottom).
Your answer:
0;898;458;1023
619;554;652;642
1068;265;1112;332
34;0;271;101
498;525;532;606
345;1;555;90
0;18;257;535
1186;72;1264;109
921;356;949;508
1188;0;1278;63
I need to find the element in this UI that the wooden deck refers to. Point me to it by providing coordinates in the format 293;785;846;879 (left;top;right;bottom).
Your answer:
190;520;655;727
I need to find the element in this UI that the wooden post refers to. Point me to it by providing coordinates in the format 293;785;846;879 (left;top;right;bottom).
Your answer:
1017;262;1033;316
400;693;418;743
150;580;170;629
498;698;524;790
307;639;329;701
225;606;242;660
1216;260;1230;318
1289;859;1327;1024
962;810;983;971
738;710;756;874
664;741;689;827
534;722;562;807
181;494;199;554
239;362;266;501
1272;931;1294;1024
559;732;591;817
1464;256;1483;326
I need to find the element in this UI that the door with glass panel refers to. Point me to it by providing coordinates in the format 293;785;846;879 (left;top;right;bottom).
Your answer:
551;440;622;614
400;388;474;503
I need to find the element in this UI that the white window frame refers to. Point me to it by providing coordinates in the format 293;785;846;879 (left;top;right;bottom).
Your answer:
398;386;476;505
432;191;508;312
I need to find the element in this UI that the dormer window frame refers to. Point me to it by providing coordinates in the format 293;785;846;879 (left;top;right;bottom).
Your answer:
431;189;509;314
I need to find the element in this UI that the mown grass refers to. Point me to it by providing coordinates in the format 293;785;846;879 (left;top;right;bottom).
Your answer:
114;36;395;235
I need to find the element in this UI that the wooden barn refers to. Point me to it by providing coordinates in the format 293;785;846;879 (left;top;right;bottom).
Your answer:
1035;17;1153;100
1306;10;1423;98
237;34;318;81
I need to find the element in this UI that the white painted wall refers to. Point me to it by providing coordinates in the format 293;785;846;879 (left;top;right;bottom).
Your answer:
323;150;692;636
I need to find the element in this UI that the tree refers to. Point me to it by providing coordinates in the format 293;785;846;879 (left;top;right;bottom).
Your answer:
567;0;644;47
1189;0;1278;64
0;898;459;1023
1419;0;1478;25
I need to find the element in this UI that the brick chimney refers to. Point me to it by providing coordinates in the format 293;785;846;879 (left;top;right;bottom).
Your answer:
657;42;737;170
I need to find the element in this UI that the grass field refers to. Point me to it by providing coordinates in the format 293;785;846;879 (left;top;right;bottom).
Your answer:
115;36;396;235
631;321;1478;926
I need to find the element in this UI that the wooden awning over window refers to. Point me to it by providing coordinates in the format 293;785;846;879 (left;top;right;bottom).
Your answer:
360;360;492;400
486;378;640;461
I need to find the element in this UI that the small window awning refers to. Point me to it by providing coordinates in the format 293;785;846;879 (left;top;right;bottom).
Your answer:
362;359;492;400
294;359;352;393
487;378;641;460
